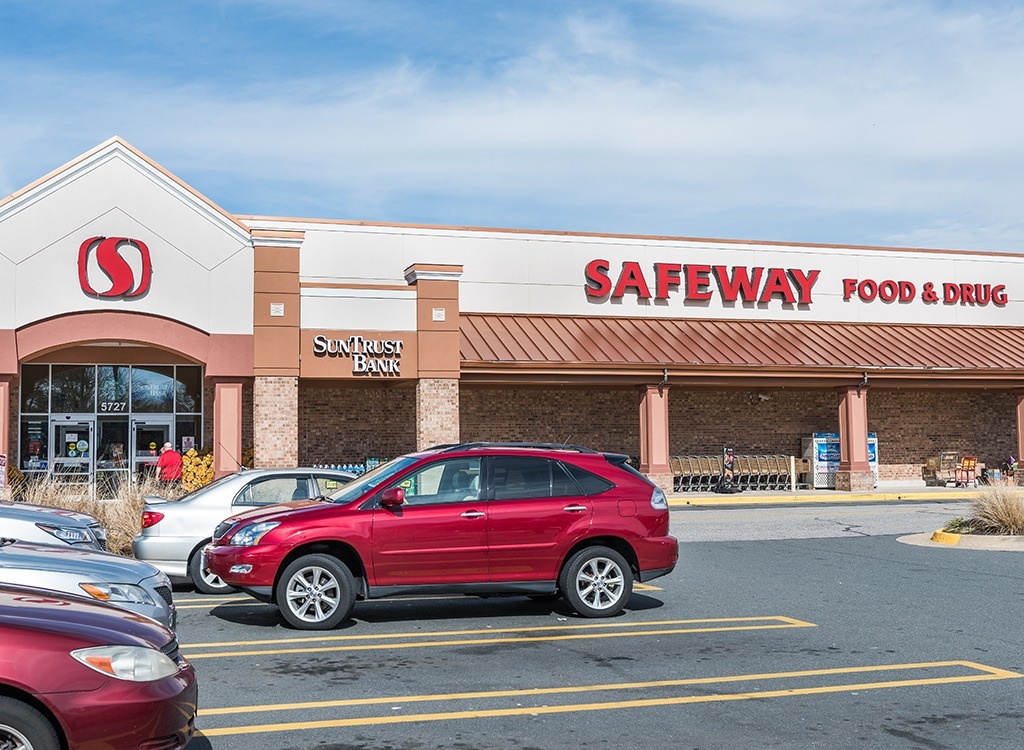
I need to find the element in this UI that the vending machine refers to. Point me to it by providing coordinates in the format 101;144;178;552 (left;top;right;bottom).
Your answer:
803;432;878;489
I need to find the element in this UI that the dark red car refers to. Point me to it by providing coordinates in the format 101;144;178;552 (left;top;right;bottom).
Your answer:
207;443;678;629
0;584;197;750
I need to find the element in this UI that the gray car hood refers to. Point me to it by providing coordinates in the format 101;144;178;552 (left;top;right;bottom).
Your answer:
0;541;160;583
0;500;97;527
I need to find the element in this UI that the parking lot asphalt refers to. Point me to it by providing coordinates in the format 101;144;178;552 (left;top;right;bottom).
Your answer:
175;501;1024;749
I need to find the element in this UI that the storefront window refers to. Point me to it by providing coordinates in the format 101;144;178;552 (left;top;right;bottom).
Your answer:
97;418;129;470
176;416;200;453
20;365;49;413
175;366;202;413
131;365;174;413
19;418;48;472
50;365;96;413
97;366;130;414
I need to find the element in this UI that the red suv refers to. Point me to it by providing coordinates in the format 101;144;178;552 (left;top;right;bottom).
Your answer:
206;443;678;630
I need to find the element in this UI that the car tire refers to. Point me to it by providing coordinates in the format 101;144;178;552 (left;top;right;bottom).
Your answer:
276;554;356;630
0;696;60;750
558;546;633;618
189;546;238;595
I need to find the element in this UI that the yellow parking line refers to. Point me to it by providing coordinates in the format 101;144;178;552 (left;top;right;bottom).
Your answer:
197;660;1021;736
183;616;815;659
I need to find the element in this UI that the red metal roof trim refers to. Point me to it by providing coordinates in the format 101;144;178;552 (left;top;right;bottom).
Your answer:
460;313;1024;371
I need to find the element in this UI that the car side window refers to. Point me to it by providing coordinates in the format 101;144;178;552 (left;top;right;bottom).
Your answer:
315;475;347;495
492;457;583;500
560;462;614;495
393;458;481;506
234;476;311;506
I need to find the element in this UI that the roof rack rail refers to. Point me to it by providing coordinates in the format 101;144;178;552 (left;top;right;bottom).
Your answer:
439;442;599;454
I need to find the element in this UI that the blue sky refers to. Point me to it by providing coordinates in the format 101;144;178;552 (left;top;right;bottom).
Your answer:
1;1;1023;251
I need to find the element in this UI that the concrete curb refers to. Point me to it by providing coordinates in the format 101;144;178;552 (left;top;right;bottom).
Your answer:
899;530;1024;552
669;489;981;507
930;529;961;545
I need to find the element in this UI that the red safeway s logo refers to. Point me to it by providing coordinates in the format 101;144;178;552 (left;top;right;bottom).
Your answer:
78;236;152;298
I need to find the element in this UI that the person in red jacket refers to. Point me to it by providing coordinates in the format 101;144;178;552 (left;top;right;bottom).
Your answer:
155;442;183;485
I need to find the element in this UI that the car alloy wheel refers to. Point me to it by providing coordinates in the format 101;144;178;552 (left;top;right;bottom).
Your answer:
189;547;238;595
559;546;633;618
276;553;356;630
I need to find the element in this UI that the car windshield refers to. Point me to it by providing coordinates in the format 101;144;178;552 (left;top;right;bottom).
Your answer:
325;456;420;504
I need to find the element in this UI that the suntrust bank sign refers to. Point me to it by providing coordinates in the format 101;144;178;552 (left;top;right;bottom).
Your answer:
311;334;405;375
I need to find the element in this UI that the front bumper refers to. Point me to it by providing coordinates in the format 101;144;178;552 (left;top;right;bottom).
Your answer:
46;662;197;750
206;543;283;588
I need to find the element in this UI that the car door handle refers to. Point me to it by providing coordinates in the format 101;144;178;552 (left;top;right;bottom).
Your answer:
461;510;486;518
563;504;588;512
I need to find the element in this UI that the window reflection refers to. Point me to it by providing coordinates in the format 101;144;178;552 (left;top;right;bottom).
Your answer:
175;366;202;413
131;366;174;413
20;365;48;413
50;365;96;413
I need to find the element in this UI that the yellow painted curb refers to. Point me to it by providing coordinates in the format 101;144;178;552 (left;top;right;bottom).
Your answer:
930;529;961;545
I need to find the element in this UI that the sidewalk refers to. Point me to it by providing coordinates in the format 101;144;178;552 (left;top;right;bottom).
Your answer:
668;484;981;507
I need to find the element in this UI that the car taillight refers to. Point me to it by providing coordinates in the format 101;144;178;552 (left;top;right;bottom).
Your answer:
650;486;668;510
141;511;165;528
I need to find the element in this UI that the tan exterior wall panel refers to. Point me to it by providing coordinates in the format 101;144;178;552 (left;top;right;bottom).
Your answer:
254;292;300;327
254;327;299;373
254;245;300;274
417;331;459;377
255;270;300;295
416;297;459;332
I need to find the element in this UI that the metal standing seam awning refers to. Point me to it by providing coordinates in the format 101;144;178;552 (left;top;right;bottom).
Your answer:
459;313;1024;388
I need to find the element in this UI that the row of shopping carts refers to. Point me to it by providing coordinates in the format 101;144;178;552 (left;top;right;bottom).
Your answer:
669;455;797;492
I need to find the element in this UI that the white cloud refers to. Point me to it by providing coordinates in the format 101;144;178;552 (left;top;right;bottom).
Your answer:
1;1;1023;251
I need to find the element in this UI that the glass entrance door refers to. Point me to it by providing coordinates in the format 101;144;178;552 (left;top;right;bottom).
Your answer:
131;418;173;482
49;418;95;485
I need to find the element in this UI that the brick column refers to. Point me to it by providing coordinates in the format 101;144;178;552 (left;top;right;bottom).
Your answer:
835;385;874;491
252;230;302;468
254;376;299;467
213;380;244;477
1016;392;1024;485
405;264;463;450
639;384;673;494
416;378;460;449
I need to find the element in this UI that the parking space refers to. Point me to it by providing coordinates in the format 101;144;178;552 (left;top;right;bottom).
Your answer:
175;527;1024;749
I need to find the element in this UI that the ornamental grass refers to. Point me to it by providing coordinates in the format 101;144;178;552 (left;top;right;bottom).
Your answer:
9;474;182;556
945;481;1024;536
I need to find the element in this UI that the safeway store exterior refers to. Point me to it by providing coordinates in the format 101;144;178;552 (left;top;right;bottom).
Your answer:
2;137;1024;493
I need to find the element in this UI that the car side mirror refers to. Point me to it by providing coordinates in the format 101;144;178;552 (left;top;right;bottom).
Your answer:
380;487;405;508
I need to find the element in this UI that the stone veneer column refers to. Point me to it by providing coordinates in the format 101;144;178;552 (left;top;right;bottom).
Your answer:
638;384;673;494
252;230;302;468
835;385;874;491
405;264;463;450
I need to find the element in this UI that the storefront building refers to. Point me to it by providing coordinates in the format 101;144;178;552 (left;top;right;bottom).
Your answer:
3;138;1024;492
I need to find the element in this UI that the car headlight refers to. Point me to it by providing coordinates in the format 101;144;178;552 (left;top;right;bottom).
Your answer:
79;582;156;606
229;521;280;546
71;645;178;682
36;523;92;545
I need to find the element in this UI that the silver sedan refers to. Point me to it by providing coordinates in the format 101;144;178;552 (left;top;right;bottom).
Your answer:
133;468;353;594
0;539;175;630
